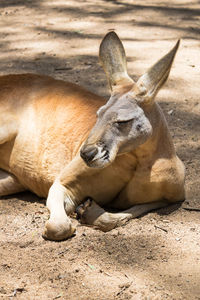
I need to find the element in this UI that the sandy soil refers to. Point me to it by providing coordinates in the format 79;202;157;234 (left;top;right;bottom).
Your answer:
0;1;199;299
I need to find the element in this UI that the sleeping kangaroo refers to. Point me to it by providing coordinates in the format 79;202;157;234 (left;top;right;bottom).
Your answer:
0;32;185;241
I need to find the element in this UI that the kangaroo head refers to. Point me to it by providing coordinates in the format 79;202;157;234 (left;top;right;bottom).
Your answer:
80;32;179;168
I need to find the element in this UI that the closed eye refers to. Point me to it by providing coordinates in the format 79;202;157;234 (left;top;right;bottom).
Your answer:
116;119;133;125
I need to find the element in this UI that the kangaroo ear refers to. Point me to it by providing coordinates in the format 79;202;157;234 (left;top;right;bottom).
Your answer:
135;40;180;102
99;31;134;93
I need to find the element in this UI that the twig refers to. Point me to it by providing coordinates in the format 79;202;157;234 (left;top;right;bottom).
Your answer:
58;248;68;255
116;286;127;296
84;263;95;270
116;282;132;296
183;206;200;212
53;295;62;299
5;288;25;297
103;271;112;277
154;225;168;233
99;269;112;277
54;67;72;71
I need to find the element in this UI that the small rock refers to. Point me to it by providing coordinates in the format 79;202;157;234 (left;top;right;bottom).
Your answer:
75;268;79;273
146;255;153;260
167;110;173;115
0;287;6;294
190;228;195;232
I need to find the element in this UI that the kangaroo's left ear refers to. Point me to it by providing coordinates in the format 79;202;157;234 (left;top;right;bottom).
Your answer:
135;40;180;103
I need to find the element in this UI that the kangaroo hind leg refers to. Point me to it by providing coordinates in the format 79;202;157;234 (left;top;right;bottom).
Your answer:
0;169;25;196
0;114;18;144
77;199;167;232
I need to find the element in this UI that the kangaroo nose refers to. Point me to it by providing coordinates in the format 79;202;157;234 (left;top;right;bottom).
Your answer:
80;146;98;163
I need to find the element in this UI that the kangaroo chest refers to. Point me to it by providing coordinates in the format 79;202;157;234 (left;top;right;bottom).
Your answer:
66;153;137;207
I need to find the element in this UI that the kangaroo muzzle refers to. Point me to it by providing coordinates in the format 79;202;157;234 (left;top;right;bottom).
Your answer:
80;145;98;163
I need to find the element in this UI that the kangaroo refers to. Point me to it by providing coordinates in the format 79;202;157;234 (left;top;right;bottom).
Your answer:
0;32;185;241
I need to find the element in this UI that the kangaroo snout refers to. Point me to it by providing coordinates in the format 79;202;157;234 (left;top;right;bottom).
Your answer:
80;145;98;163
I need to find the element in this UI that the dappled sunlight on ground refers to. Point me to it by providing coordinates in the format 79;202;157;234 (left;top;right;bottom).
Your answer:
0;0;199;299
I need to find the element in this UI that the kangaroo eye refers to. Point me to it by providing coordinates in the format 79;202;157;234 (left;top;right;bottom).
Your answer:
116;119;132;125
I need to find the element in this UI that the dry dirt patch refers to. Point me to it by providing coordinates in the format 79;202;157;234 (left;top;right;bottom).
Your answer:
0;1;200;299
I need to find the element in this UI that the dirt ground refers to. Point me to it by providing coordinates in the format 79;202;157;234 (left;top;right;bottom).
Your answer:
0;0;199;299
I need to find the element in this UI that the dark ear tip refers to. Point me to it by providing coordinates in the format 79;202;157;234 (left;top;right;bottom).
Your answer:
168;39;180;58
102;31;120;42
174;39;180;51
